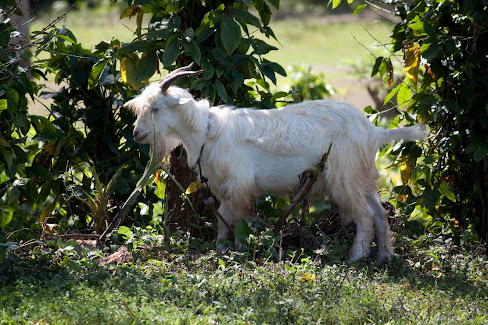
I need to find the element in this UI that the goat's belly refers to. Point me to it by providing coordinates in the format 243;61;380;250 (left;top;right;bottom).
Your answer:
253;174;329;199
252;157;325;197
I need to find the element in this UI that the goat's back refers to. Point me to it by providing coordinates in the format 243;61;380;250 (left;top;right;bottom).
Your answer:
208;100;377;156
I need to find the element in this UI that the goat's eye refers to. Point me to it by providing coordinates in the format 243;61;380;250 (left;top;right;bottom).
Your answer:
151;107;159;112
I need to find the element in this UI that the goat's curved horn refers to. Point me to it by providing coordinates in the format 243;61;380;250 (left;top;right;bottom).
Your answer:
166;62;194;76
159;63;202;94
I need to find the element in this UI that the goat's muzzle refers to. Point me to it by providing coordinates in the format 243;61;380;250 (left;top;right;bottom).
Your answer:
133;129;148;143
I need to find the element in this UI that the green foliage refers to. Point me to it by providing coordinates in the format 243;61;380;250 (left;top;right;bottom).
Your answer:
0;2;43;238
286;65;334;103
116;0;287;108
30;32;146;236
77;165;126;234
388;0;488;241
334;0;488;243
1;16;146;238
1;0;288;241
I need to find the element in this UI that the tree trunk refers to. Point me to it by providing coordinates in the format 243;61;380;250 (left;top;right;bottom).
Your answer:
167;145;211;238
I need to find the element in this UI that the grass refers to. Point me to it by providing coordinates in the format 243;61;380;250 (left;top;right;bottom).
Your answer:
267;17;393;76
1;236;488;324
32;1;136;48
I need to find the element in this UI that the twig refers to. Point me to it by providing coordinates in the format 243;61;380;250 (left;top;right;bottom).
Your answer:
54;233;100;239
203;197;233;231
273;171;317;236
121;300;136;318
273;145;332;236
364;0;394;15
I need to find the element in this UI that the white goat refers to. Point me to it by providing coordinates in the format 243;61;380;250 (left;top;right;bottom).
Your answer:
126;64;428;264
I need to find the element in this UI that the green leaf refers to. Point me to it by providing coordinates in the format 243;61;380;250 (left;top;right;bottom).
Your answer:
55;34;76;44
218;258;226;270
0;99;7;111
233;9;261;28
229;69;242;93
121;55;141;89
423;186;440;209
136;52;157;82
383;83;401;105
439;182;456;202
213;80;227;103
166;0;188;13
331;0;342;9
18;180;38;203
267;0;279;9
397;83;412;109
353;4;366;15
155;179;166;199
118;226;133;241
118;40;152;54
162;37;180;67
202;59;215;80
235;218;252;244
88;58;109;90
256;1;272;26
371;57;384;77
265;61;286;77
420;41;441;62
220;15;241;56
252;39;277;55
182;39;201;64
6;88;19;115
2;150;13;169
473;145;488;162
0;209;13;228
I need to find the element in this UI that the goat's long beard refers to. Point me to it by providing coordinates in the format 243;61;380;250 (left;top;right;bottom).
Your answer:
149;145;166;164
150;134;180;164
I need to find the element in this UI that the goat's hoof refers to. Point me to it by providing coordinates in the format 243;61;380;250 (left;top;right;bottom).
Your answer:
203;197;215;206
376;254;393;267
346;256;363;264
216;244;228;255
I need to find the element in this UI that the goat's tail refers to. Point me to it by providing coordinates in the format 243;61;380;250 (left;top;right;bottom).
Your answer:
377;122;430;145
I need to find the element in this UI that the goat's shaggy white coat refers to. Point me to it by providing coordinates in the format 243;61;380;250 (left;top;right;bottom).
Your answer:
126;83;428;264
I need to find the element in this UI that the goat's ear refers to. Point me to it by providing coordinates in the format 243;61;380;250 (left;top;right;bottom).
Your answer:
123;98;139;114
167;97;192;107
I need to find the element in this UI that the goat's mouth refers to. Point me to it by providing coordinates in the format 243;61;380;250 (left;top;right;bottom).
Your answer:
134;133;149;143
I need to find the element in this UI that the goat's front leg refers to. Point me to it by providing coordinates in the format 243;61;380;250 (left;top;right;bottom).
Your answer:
216;194;252;254
216;202;232;254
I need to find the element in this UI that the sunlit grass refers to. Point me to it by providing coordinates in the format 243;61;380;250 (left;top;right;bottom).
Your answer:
31;1;137;48
1;241;487;324
267;17;393;73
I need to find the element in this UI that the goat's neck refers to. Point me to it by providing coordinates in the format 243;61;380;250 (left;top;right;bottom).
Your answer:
172;102;210;169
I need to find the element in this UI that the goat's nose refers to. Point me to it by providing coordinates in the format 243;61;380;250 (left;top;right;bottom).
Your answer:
133;130;139;139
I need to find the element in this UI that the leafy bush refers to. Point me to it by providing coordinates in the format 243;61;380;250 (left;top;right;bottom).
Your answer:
0;2;44;238
115;0;286;108
350;0;488;246
1;9;146;239
286;65;334;102
1;0;288;241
